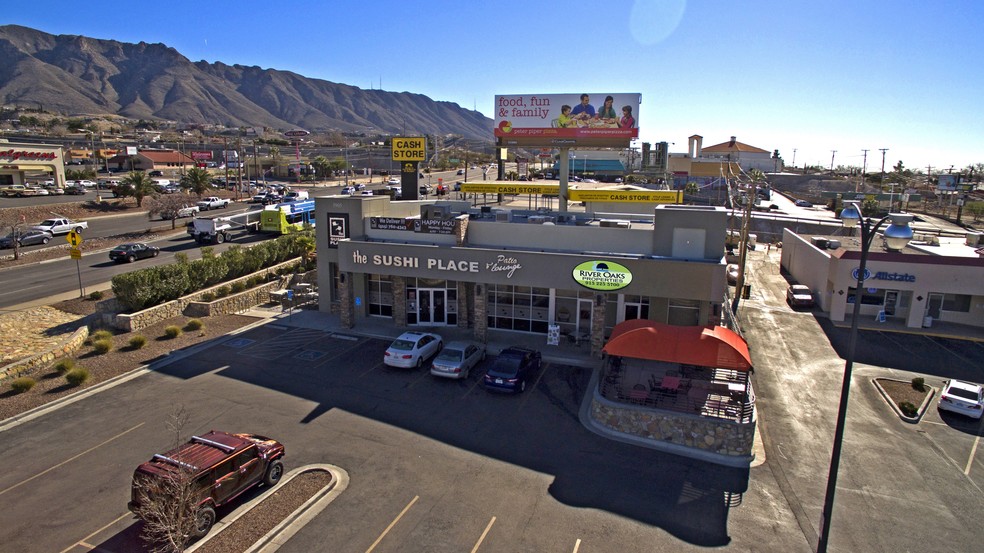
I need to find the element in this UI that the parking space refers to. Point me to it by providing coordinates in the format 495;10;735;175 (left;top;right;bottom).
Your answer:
912;393;984;484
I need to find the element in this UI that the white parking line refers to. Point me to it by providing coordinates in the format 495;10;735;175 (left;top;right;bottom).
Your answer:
573;538;583;552
965;433;982;476
470;516;496;552
365;495;418;553
59;512;132;553
0;422;144;497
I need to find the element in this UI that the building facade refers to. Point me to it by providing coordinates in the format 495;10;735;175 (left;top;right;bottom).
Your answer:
315;196;730;357
0;142;66;187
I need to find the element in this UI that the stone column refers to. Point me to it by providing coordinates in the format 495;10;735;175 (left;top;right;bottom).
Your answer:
392;276;407;328
473;283;488;343
591;294;607;358
338;272;355;329
457;282;470;329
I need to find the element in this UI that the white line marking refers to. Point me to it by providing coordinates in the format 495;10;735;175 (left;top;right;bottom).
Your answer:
365;495;418;553
471;516;496;553
0;423;144;497
966;434;981;476
573;538;582;552
59;512;131;553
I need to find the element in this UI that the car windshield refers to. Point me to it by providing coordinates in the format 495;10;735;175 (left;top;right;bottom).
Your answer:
487;356;522;377
38;219;57;226
435;349;463;363
390;339;416;351
948;387;980;401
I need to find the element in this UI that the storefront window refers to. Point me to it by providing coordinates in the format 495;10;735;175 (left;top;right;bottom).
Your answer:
667;298;699;326
487;284;549;334
942;294;971;313
367;274;393;317
847;288;884;306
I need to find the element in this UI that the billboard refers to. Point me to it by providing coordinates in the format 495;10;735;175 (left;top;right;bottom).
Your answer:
190;151;213;161
494;93;640;147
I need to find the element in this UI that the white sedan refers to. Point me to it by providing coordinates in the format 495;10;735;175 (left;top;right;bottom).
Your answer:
430;341;486;379
384;331;443;369
938;380;984;419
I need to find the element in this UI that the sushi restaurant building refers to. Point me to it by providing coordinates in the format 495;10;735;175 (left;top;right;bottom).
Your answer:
316;195;730;357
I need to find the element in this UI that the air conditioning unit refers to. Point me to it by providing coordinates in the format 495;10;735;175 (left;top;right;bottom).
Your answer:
494;210;510;222
528;215;546;224
421;204;451;220
599;219;630;228
811;237;828;249
826;239;841;249
966;232;983;247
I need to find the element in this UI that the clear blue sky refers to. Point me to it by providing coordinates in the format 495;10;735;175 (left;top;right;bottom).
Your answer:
12;0;984;172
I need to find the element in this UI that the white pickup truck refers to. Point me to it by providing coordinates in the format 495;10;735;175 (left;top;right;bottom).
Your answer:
196;196;231;211
32;217;88;235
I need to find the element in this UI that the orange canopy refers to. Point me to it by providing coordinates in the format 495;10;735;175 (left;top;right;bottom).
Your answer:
603;320;753;372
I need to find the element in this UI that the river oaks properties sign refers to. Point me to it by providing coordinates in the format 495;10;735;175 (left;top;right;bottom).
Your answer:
572;260;633;291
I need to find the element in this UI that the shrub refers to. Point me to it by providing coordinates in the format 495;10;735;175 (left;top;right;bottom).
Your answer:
65;367;90;387
899;401;918;417
11;377;36;393
200;292;216;302
911;377;926;392
92;339;113;354
129;335;147;349
90;329;113;343
185;318;204;331
88;290;105;301
53;358;76;374
248;275;263;288
215;285;231;298
231;281;246;293
164;325;182;339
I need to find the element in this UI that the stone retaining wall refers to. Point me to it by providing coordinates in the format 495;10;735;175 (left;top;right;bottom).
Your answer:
590;393;755;461
184;280;281;318
104;259;304;332
0;325;89;383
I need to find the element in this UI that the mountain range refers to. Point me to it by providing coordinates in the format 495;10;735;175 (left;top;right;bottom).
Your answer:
0;25;493;140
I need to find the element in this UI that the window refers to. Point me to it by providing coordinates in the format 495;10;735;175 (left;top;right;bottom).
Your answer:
942;294;971;313
847;288;884;306
667;299;699;326
487;284;549;333
367;274;393;317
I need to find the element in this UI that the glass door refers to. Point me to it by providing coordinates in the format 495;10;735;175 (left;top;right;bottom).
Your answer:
417;289;447;325
925;293;943;320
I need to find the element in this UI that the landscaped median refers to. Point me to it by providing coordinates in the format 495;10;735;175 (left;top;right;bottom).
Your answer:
872;377;937;423
189;464;349;553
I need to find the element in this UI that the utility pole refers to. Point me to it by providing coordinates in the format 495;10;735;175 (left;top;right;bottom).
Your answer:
830;150;837;173
792;148;797;169
860;149;869;193
730;177;756;316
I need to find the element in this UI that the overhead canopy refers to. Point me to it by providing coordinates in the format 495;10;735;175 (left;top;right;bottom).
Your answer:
603;320;753;372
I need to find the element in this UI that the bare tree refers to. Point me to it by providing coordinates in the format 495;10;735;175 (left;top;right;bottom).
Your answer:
0;211;29;261
146;194;195;229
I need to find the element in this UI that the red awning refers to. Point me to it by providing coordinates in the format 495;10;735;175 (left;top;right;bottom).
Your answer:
603;320;753;372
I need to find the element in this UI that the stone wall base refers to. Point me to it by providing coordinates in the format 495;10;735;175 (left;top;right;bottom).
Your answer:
0;325;89;383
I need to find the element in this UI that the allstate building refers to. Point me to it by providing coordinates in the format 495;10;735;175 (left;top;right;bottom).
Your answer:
315;196;729;356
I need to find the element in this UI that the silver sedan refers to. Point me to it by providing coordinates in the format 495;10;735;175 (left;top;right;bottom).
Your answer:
430;341;486;379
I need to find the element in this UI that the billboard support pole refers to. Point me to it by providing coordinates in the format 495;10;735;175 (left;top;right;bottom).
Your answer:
559;148;570;213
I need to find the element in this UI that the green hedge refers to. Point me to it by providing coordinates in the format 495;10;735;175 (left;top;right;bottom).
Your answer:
111;233;313;312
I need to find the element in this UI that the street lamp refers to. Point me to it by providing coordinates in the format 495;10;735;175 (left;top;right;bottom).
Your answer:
817;202;913;553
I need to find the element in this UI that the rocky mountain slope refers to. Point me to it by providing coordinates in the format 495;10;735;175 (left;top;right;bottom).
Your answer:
0;25;492;139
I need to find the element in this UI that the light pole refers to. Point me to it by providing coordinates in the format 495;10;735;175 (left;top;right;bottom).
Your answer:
817;202;913;553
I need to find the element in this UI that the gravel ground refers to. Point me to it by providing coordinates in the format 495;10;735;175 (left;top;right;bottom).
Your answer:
876;378;932;413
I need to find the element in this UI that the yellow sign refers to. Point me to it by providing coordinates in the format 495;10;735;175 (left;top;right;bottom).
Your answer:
66;230;83;247
460;183;560;195
568;190;683;204
391;137;427;161
69;247;82;259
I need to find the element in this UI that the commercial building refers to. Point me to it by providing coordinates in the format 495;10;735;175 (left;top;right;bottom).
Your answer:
0;142;66;187
315;196;730;357
781;228;984;331
106;148;195;172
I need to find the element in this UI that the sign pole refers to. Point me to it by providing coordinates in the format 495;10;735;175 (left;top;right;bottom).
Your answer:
76;258;85;298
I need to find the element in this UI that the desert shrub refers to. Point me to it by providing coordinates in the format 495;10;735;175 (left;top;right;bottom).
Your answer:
164;325;182;339
185;319;204;331
11;377;36;393
899;401;917;417
911;377;926;392
200;292;216;302
246;275;263;288
65;367;90;387
53;358;76;374
231;281;246;293
88;290;105;301
215;285;231;298
128;335;147;349
186;254;229;290
90;329;113;343
92;339;113;354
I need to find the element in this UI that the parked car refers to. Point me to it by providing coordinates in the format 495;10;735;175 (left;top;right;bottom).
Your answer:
127;431;285;540
177;205;200;218
386;177;400;185
0;229;53;248
76;179;97;188
419;184;433;195
456;169;464;175
353;183;365;191
726;264;740;285
148;170;164;177
786;284;814;308
42;183;65;195
384;331;443;369
483;346;542;393
109;243;160;263
340;186;356;195
430;341;486;379
794;199;813;208
938;380;984;419
63;185;87;195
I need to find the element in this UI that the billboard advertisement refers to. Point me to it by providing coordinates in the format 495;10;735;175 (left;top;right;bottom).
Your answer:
494;93;640;147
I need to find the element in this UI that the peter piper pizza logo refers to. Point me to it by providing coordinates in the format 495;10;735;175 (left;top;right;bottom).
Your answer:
572;260;632;291
497;120;512;133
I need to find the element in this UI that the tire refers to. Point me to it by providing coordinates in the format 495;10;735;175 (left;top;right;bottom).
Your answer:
192;504;216;539
215;233;225;244
41;237;50;244
74;227;83;234
126;255;136;263
416;356;423;369
519;380;527;393
263;459;284;487
152;250;159;257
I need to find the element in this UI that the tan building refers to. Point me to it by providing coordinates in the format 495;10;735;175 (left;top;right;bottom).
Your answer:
0;142;66;187
106;149;195;172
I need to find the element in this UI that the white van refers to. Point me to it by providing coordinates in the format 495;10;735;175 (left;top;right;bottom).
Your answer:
284;190;309;201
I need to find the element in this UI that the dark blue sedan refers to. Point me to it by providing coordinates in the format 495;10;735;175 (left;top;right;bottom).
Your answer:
109;243;160;263
483;347;542;393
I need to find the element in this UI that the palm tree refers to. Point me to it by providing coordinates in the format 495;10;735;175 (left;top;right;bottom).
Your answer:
181;167;213;198
269;146;280;178
311;155;331;181
122;171;157;207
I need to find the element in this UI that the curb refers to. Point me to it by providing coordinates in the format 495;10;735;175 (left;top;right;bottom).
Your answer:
186;463;350;553
871;378;937;424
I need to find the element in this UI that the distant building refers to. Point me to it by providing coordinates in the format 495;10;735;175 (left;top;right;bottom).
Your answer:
106;149;195;172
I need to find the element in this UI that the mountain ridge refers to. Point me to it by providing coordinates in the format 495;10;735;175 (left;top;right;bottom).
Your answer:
0;25;493;140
